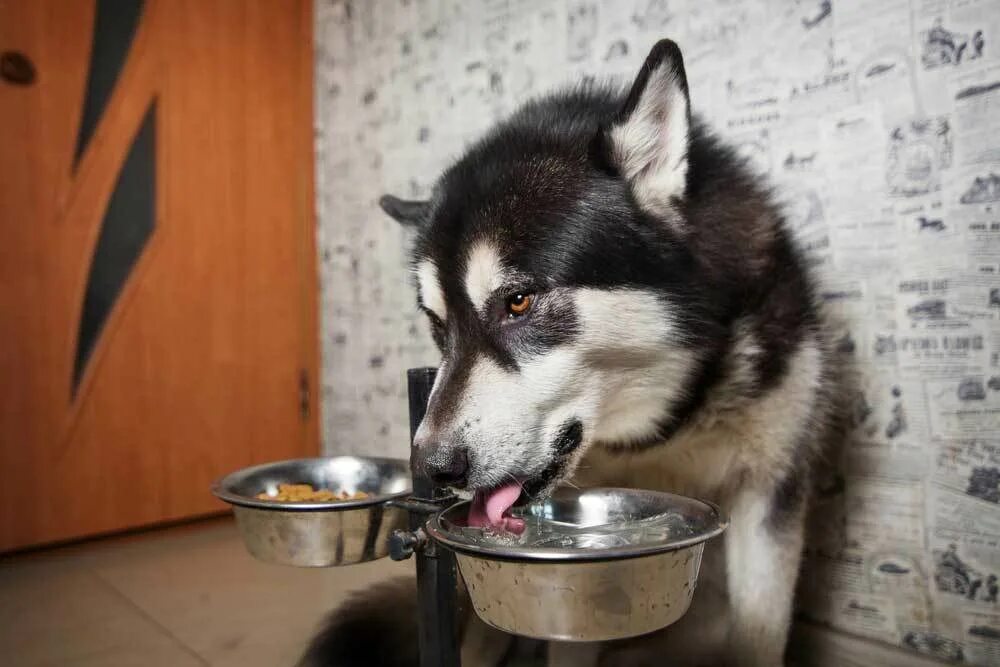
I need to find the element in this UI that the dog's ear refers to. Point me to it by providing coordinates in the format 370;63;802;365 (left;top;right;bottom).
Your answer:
602;39;690;211
379;195;429;227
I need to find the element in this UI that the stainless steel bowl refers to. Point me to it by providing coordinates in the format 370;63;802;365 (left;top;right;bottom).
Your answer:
426;488;727;641
212;456;411;567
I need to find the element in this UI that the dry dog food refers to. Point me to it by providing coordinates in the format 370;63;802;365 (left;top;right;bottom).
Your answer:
256;483;370;502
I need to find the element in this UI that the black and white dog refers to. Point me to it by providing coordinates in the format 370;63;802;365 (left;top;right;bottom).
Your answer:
305;40;842;667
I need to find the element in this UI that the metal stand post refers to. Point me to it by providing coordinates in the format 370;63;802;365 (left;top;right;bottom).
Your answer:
405;367;461;667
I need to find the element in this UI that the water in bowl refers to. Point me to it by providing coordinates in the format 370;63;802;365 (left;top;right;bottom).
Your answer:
452;509;697;551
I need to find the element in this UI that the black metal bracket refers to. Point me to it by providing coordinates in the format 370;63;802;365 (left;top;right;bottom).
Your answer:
387;494;456;560
389;496;457;516
406;367;462;667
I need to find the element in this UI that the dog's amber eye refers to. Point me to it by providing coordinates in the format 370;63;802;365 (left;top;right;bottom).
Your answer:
506;293;533;317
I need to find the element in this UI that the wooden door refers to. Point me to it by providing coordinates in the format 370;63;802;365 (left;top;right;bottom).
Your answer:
0;0;318;551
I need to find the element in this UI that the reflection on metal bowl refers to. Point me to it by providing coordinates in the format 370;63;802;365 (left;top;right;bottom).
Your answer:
212;456;410;567
426;487;727;641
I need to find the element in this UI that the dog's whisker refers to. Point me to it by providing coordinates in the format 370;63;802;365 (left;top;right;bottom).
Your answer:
507;476;537;500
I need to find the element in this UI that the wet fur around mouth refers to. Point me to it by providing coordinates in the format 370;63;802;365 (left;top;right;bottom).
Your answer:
465;420;583;503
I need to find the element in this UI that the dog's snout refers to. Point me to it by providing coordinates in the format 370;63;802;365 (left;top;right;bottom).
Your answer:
414;439;469;488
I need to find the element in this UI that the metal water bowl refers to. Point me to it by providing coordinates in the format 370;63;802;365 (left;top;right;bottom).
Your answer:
426;487;727;642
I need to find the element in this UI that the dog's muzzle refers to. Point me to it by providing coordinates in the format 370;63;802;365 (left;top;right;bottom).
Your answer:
412;435;470;488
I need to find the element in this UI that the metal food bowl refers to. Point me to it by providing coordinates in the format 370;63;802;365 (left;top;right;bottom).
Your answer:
426;488;727;642
212;456;410;567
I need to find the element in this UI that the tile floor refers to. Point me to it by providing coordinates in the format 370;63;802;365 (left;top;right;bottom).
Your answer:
0;516;410;667
0;517;941;667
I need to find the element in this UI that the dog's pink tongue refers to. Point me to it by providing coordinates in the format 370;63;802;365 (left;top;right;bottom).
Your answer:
468;482;525;535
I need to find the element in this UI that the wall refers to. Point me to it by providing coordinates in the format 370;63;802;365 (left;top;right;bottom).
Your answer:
314;1;1000;663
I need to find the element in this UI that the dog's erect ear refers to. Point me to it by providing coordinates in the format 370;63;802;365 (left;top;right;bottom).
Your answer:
603;39;690;212
379;195;429;227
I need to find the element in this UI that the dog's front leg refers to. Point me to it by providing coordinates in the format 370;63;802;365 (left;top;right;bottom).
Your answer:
723;487;805;667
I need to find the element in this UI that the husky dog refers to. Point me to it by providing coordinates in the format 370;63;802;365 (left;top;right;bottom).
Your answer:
304;40;842;667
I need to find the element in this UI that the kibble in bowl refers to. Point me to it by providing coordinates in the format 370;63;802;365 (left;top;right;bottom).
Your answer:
212;456;411;567
256;483;370;502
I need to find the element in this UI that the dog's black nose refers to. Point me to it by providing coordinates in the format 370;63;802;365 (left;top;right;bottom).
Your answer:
418;447;469;488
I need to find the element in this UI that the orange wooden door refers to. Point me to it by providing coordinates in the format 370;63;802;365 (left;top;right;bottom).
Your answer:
0;0;318;551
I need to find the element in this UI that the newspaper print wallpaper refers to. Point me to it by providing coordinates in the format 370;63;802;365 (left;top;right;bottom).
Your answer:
315;0;1000;662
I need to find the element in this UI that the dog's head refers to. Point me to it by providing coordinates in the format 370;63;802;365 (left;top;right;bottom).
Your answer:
381;41;718;503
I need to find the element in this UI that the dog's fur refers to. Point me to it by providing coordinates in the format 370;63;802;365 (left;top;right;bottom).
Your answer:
303;40;843;667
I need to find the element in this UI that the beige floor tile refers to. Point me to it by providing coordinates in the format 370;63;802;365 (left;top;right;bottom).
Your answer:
0;560;206;667
0;517;417;666
92;521;413;667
